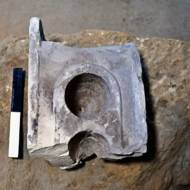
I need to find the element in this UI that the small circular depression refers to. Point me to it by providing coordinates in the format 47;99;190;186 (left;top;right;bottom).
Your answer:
65;73;110;120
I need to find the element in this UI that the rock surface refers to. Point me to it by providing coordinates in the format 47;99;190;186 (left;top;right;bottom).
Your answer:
0;30;190;190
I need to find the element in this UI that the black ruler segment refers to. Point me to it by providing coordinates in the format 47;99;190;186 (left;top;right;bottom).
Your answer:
11;68;24;112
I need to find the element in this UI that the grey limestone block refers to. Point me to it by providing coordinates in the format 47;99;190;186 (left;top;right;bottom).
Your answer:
28;17;147;169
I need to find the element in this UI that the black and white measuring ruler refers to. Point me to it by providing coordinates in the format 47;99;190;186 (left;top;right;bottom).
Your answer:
8;68;24;158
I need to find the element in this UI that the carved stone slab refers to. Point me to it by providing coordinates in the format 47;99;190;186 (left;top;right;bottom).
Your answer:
28;17;147;169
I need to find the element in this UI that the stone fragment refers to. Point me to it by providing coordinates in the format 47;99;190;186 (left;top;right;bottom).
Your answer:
28;17;147;169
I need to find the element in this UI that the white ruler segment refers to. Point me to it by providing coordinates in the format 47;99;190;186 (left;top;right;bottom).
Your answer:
8;112;21;158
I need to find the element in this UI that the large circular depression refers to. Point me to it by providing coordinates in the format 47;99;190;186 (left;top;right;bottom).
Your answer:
65;73;110;120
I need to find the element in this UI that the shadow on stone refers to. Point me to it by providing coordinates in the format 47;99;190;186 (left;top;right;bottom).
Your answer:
66;154;97;171
140;54;157;161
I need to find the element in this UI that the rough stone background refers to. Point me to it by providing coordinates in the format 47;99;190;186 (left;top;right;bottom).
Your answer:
0;31;190;190
0;0;190;40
